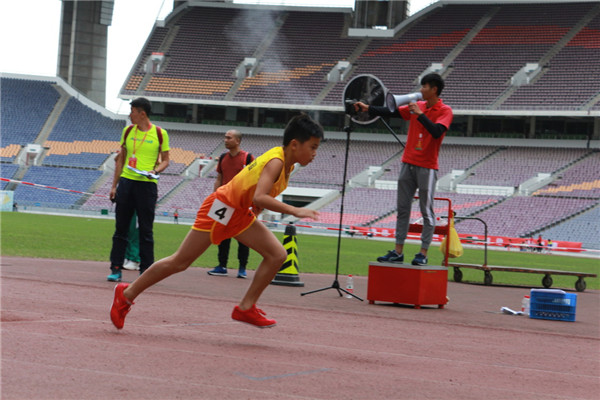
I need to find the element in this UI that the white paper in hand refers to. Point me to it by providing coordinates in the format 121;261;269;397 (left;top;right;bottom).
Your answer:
127;165;159;180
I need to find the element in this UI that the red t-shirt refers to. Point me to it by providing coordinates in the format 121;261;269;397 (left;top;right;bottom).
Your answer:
398;99;453;170
217;151;254;185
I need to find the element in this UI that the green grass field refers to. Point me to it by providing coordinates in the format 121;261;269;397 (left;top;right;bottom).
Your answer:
2;212;598;290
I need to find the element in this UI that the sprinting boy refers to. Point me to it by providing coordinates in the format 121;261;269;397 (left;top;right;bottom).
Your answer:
111;114;324;329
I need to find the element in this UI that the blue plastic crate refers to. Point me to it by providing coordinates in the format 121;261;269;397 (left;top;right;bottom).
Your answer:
529;289;577;322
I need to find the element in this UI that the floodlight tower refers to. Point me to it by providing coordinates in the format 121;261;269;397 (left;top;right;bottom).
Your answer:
57;0;114;106
352;0;409;30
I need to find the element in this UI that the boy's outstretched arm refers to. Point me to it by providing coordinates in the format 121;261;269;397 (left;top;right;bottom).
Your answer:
253;159;319;220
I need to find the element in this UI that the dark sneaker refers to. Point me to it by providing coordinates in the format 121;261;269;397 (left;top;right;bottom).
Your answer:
412;253;428;266
237;269;247;279
377;250;404;263
110;283;134;330
232;305;276;328
207;266;227;276
107;271;122;282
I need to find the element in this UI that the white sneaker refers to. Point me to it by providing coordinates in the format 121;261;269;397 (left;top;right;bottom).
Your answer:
123;260;140;271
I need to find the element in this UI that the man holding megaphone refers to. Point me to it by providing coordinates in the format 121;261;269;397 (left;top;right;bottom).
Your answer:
353;73;453;266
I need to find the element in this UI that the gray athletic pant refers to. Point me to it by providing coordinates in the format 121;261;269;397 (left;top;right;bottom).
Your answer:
395;163;438;250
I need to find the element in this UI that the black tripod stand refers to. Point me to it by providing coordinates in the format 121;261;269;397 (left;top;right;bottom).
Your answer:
301;120;363;301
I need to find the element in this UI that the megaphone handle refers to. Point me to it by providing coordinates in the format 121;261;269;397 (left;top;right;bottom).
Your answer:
379;118;405;149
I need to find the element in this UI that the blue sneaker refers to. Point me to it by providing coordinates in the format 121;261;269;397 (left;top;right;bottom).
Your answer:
107;271;122;282
237;269;247;279
207;266;228;276
412;253;428;266
377;250;404;263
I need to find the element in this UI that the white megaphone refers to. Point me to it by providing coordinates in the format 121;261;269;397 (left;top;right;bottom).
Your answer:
386;92;423;112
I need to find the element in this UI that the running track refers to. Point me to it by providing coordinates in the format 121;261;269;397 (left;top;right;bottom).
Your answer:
2;256;598;399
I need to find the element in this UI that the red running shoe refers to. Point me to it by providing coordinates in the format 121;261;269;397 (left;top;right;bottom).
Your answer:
111;283;134;329
231;305;276;328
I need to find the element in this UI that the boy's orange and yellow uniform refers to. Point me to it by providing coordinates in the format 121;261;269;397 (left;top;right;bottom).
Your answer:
193;146;291;244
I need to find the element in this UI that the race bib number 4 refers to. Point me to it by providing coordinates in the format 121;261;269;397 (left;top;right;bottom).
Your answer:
208;198;234;225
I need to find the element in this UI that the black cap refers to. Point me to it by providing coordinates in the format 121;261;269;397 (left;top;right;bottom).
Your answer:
130;97;152;116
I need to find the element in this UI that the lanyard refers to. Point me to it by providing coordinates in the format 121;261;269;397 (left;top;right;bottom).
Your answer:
131;126;151;156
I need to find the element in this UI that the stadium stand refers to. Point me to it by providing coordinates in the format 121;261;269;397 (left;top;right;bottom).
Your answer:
290;138;400;186
533;152;600;198
435;192;506;217
123;21;169;94
156;174;186;203
501;7;600;110
41;98;125;169
324;4;493;105
381;144;500;181
162;129;223;174
303;187;398;226
14;166;102;209
0;165;20;190
42;152;112;169
46;98;125;142
191;133;390;187
538;205;600;249
123;25;170;94
3;2;600;250
0;78;60;155
454;196;597;237
234;10;361;104
155;177;215;219
0;144;22;163
119;2;600;112
3;74;598;248
443;2;596;109
129;7;283;99
225;135;278;163
462;147;592;187
325;191;505;229
79;174;113;211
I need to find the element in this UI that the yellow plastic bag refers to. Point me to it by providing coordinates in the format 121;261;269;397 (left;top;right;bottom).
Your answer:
440;217;463;258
